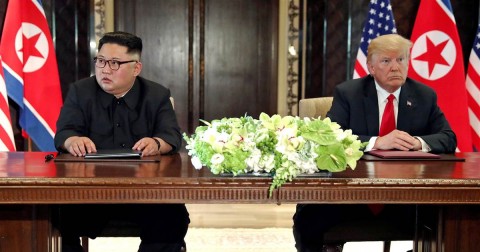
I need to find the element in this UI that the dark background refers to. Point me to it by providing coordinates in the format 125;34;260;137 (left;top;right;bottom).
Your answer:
0;0;479;150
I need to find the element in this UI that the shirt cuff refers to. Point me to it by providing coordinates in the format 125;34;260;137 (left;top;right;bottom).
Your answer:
415;136;431;152
364;137;377;152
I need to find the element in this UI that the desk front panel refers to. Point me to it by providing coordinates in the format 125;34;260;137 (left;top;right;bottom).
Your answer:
0;152;479;204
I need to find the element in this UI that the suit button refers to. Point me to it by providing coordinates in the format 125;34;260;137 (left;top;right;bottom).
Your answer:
116;123;120;127
120;143;126;148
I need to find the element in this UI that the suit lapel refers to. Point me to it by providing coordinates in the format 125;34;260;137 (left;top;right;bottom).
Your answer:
397;81;416;132
363;78;380;136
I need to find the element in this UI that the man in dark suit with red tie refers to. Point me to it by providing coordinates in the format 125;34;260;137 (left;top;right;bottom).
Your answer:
293;34;457;252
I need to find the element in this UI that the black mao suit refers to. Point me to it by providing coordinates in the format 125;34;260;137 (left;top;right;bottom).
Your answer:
293;75;457;251
54;76;189;252
55;76;182;151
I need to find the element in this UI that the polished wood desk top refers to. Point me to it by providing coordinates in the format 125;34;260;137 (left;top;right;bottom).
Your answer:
0;151;479;204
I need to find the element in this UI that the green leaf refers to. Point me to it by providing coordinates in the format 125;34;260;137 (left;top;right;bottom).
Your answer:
315;144;348;172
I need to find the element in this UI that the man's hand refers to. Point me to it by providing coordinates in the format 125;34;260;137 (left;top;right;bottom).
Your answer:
133;137;160;157
374;130;422;151
133;137;173;157
64;136;97;156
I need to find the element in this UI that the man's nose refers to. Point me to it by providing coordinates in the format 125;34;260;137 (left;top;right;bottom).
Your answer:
390;61;400;71
102;66;112;74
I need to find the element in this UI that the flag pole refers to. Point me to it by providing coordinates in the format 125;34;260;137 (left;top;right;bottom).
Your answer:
27;137;32;151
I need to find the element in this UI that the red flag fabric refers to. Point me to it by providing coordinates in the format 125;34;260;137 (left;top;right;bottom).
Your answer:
408;0;472;152
466;25;480;151
0;0;63;151
0;58;16;151
353;0;397;78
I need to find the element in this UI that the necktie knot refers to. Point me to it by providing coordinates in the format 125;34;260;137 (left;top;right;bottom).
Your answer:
387;94;395;103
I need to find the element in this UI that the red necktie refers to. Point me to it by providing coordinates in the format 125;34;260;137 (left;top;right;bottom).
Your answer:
379;94;396;136
369;94;396;215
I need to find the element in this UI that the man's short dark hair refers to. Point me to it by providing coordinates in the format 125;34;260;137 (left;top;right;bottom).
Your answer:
98;31;142;56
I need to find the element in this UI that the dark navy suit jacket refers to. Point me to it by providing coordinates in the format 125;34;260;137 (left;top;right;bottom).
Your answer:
326;75;456;153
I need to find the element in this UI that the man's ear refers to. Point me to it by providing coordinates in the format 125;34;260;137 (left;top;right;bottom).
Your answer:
134;61;142;76
367;61;374;75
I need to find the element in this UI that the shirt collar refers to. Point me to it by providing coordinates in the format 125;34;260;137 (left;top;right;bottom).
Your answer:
121;79;140;109
98;78;140;109
374;81;401;102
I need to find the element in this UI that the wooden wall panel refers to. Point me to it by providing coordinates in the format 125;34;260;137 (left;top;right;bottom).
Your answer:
114;0;278;134
115;0;191;133
204;0;277;121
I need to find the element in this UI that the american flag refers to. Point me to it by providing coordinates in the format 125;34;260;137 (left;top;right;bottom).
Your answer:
353;0;397;78
466;24;480;151
0;57;16;151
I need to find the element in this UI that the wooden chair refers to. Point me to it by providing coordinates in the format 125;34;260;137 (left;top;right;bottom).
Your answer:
298;97;334;119
298;97;414;252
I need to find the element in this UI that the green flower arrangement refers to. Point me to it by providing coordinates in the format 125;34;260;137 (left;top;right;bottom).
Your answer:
183;113;365;195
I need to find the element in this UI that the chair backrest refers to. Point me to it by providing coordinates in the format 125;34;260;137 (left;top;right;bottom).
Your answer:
298;97;333;118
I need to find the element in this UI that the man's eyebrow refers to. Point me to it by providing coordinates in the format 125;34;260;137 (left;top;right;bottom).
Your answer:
96;55;121;60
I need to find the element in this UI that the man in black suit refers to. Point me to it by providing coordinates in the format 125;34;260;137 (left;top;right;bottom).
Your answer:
293;34;456;252
54;31;189;252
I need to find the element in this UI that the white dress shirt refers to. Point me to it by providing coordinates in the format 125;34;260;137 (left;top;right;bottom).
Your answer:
364;82;430;152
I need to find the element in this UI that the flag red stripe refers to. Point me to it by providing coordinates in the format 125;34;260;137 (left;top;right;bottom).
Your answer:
0;119;15;151
467;64;480;91
0;131;15;151
0;94;12;121
354;61;368;77
471;125;480;151
0;59;16;151
467;91;480;119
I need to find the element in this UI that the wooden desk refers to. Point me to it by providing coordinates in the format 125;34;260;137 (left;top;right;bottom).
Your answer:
0;151;479;251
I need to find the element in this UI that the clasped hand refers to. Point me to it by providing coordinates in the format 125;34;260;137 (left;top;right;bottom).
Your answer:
64;136;160;157
374;129;422;151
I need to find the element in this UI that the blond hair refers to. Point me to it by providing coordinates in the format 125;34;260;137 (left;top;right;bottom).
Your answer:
367;34;412;63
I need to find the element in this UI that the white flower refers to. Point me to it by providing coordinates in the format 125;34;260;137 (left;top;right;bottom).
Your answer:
183;112;365;195
262;154;275;172
245;148;262;172
231;134;243;145
211;153;225;165
191;156;203;170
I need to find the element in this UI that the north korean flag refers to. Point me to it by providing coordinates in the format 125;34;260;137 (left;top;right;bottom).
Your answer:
408;0;472;152
0;0;63;151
